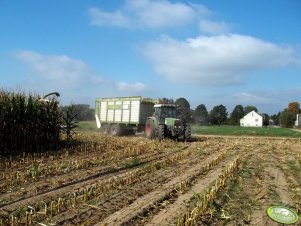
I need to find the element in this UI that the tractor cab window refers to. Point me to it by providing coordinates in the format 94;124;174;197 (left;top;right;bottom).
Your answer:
160;107;176;118
154;108;161;117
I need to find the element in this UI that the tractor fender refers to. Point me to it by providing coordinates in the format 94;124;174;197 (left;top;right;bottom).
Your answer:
146;117;158;127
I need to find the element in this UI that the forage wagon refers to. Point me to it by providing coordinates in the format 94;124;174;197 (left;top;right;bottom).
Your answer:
95;96;191;141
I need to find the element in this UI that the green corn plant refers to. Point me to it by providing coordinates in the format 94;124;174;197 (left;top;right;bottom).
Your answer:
61;105;78;141
0;90;61;155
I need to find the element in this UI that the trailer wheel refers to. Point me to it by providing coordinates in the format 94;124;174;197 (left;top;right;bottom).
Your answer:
145;119;155;139
158;124;165;141
104;125;110;135
110;124;122;136
125;129;135;136
184;124;191;142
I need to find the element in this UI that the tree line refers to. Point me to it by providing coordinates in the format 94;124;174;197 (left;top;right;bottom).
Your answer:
60;104;94;121
160;97;300;128
63;99;300;128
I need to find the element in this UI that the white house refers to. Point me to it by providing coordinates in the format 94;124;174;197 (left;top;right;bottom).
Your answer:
240;110;263;127
295;114;301;127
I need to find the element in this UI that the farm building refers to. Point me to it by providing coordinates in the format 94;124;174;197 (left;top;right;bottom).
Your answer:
295;114;301;127
240;110;263;127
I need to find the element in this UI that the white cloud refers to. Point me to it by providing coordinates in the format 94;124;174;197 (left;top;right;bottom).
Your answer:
89;0;205;29
231;92;270;104
143;34;301;85
15;50;104;88
116;81;147;91
89;7;131;28
199;20;232;35
14;50;148;104
88;0;234;34
125;0;196;28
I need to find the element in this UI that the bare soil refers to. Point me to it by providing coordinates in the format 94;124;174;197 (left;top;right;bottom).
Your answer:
0;133;300;226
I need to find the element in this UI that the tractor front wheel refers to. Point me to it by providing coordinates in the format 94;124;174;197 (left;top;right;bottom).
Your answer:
145;119;155;139
158;124;165;141
184;124;191;142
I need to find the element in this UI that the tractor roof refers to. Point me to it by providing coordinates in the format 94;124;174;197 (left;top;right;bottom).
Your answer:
154;104;176;108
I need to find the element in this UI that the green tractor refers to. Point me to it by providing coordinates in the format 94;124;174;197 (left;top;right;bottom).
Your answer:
145;104;191;141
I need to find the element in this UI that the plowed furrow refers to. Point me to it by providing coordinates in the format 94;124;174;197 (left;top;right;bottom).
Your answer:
94;149;237;226
0;145;188;207
0;143;197;221
49;146;229;225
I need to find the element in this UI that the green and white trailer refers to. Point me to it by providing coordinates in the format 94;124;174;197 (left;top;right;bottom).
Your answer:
95;96;191;140
95;96;158;136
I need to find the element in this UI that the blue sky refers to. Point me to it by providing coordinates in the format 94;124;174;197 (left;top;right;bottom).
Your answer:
1;0;300;115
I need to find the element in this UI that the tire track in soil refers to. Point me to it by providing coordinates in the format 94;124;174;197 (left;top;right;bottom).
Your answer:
0;138;179;194
0;145;187;207
94;149;239;226
0;142;193;215
250;167;296;226
50;144;229;225
143;156;239;226
249;147;297;226
53;159;193;225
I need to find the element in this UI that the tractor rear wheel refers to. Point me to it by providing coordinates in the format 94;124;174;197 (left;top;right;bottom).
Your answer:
158;124;165;141
184;124;191;142
110;124;122;136
145;119;155;139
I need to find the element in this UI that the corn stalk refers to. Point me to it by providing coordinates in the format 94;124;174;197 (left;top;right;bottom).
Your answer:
0;90;60;155
177;154;244;226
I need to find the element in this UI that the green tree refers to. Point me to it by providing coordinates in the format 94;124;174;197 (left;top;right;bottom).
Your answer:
244;106;258;114
270;112;281;125
279;111;295;128
194;104;209;125
229;105;245;125
159;98;174;104
175;98;190;109
61;104;94;121
209;105;228;125
175;98;192;123
261;113;270;126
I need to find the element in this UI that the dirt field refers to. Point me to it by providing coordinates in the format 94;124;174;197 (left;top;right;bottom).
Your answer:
0;133;300;225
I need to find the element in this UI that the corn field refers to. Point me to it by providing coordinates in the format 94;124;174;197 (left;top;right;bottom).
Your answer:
0;133;300;225
0;90;60;154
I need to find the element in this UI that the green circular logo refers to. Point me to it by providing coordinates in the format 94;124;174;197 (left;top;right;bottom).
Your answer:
267;206;299;224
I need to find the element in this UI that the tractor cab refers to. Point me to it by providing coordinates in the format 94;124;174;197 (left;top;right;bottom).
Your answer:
153;104;177;123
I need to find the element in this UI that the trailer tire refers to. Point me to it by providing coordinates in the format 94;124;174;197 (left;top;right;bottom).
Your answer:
110;124;122;136
125;129;135;136
158;124;165;141
104;125;110;135
184;124;191;142
145;119;155;139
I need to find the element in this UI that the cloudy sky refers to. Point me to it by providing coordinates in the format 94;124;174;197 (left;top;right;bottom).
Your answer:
1;0;300;114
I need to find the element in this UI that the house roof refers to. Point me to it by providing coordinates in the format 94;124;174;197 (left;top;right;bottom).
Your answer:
241;110;262;119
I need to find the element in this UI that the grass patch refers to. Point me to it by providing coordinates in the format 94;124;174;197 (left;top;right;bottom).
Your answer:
121;157;141;169
287;160;300;173
197;157;262;225
76;122;301;138
201;170;253;225
268;184;280;201
76;121;100;132
192;125;301;137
